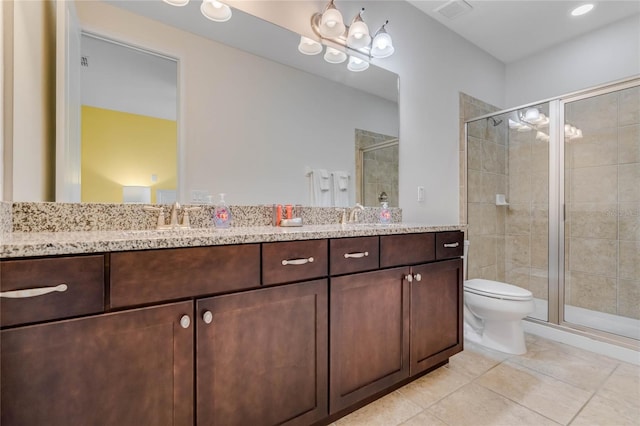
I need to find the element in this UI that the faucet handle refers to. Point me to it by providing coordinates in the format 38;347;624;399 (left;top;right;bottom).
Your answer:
180;206;202;228
336;208;347;225
143;205;166;228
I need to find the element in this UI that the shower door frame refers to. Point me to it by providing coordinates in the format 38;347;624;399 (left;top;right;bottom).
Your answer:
465;75;640;351
556;77;640;349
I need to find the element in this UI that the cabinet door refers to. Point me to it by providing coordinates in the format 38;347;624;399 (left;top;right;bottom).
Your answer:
410;258;463;376
1;301;194;426
197;280;328;426
330;268;410;414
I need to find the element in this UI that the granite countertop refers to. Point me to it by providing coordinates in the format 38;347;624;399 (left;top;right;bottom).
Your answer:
0;223;465;259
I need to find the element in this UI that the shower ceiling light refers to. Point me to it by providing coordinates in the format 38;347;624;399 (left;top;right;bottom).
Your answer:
304;1;394;72
571;3;594;16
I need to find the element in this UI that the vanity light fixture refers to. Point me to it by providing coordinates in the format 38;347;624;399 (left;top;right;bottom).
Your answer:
347;9;371;49
201;0;232;22
163;0;232;23
303;1;394;72
371;21;395;59
163;0;189;6
318;0;346;38
298;36;323;55
347;55;369;72
324;46;347;64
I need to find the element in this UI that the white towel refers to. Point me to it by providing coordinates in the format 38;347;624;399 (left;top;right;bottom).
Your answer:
309;169;332;207
332;171;350;207
319;169;330;191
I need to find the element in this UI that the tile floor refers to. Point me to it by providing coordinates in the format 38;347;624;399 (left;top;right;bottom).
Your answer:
332;335;640;426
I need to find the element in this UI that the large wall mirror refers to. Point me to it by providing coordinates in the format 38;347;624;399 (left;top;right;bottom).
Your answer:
60;0;399;207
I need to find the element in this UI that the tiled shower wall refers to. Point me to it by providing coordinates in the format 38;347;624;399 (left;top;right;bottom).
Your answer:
460;93;504;280
355;129;399;207
565;85;640;320
505;113;549;301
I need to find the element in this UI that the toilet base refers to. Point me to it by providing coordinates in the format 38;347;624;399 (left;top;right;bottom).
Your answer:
481;319;527;355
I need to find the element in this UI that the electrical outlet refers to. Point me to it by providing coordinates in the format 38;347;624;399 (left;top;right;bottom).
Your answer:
417;186;425;202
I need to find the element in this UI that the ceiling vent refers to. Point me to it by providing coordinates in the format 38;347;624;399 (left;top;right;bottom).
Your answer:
434;0;473;20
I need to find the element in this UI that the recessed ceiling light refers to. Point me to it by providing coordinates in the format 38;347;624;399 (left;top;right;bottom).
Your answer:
571;3;594;16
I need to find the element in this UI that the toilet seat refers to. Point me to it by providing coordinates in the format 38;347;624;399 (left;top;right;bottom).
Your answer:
464;279;533;301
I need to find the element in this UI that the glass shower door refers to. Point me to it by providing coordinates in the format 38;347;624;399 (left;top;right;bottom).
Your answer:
562;83;640;340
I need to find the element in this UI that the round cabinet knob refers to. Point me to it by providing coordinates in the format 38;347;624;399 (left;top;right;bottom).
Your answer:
179;315;191;329
414;273;422;282
405;274;413;283
203;311;213;324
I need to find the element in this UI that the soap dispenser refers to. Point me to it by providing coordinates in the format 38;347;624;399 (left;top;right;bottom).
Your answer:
213;193;232;228
379;202;391;224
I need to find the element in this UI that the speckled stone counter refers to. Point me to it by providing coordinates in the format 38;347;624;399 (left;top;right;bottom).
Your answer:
1;224;465;258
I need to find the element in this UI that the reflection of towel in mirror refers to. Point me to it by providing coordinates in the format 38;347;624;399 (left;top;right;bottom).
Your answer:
332;171;350;207
309;169;332;206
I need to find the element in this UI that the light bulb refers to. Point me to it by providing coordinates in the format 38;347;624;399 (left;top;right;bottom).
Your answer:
319;2;345;38
371;22;394;59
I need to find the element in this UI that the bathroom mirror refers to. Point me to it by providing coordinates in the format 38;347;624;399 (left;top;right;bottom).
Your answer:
58;0;399;206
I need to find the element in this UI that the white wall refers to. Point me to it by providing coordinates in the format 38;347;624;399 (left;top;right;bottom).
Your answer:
77;2;398;206
229;1;506;223
505;14;640;107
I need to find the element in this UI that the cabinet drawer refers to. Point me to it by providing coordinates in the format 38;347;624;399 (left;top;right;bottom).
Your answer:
262;240;328;285
435;231;464;260
0;255;105;327
380;233;435;268
110;244;260;308
330;236;379;276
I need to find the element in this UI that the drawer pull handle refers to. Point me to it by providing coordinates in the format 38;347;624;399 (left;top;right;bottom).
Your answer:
281;257;314;266
203;311;213;325
180;315;191;329
344;251;369;259
443;242;460;248
0;284;68;299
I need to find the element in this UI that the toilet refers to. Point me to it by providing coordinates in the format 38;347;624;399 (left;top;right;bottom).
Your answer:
463;240;535;355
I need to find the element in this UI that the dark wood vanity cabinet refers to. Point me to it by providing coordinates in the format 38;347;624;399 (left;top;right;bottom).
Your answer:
0;230;463;426
409;258;463;376
329;267;410;414
196;280;328;426
0;301;194;426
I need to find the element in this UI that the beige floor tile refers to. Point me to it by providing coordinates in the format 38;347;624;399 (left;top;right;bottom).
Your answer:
396;365;472;409
570;393;640;426
509;340;618;391
335;391;422;426
428;383;559;426
598;362;640;408
476;360;592;425
400;411;449;426
445;341;511;379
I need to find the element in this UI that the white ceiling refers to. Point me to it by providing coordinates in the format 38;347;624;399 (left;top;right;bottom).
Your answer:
408;0;640;63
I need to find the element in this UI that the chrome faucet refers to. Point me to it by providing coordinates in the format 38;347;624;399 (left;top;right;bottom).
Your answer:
348;203;365;223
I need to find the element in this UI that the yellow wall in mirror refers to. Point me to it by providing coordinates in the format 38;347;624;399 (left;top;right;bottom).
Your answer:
81;106;177;203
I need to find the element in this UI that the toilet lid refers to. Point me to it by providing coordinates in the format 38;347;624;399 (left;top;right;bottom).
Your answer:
464;279;533;301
